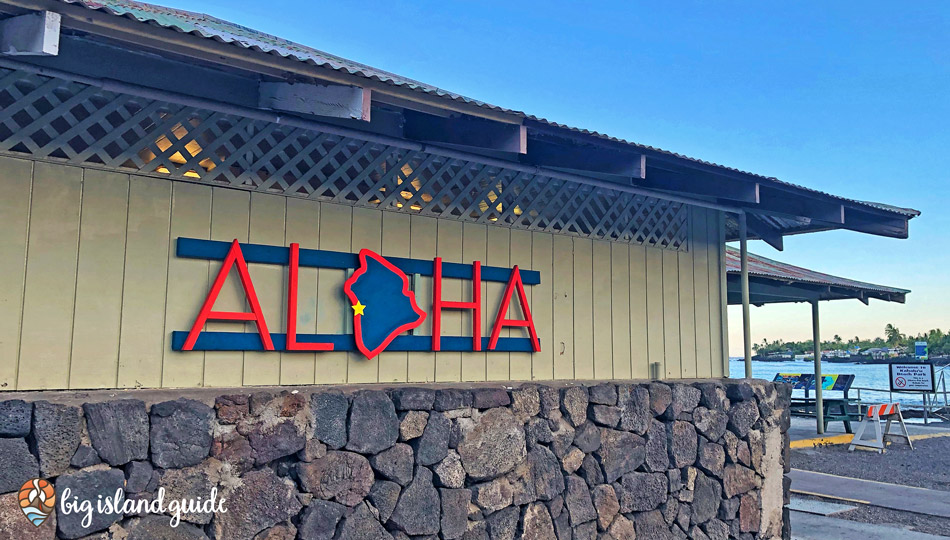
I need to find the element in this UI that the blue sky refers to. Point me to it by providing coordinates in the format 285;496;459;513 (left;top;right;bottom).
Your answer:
162;1;948;354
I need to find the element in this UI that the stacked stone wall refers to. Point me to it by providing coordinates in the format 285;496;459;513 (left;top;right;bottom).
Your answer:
0;379;791;539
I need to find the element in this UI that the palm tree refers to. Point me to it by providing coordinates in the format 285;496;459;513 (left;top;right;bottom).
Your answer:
884;324;903;346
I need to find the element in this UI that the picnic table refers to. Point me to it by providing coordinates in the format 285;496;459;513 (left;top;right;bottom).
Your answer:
773;373;862;433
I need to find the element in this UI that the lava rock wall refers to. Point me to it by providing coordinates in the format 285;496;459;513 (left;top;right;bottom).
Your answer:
0;379;791;539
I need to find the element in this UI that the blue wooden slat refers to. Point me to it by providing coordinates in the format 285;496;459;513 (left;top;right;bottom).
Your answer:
171;331;538;352
176;237;541;285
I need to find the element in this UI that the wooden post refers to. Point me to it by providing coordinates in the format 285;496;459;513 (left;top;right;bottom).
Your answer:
739;212;752;378
812;300;824;434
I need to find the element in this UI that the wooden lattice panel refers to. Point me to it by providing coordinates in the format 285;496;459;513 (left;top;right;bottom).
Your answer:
0;68;688;250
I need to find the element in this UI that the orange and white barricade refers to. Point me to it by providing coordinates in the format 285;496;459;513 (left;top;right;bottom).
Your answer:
848;402;913;453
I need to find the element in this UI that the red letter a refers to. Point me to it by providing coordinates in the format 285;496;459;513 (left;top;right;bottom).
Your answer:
488;266;540;352
182;239;274;351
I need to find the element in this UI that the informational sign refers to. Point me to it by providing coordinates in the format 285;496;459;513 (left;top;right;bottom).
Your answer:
773;373;851;391
915;341;929;361
889;363;935;393
171;238;541;359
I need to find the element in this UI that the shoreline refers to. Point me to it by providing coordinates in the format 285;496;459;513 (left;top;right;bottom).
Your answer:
746;355;950;366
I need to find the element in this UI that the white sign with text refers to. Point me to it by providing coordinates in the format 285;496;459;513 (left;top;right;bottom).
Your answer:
889;363;935;392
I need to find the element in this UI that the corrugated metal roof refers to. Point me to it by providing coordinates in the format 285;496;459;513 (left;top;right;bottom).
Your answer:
56;0;919;220
725;245;909;296
61;0;513;112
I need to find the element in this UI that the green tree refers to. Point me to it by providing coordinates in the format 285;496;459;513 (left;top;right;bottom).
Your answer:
885;324;903;346
750;327;950;359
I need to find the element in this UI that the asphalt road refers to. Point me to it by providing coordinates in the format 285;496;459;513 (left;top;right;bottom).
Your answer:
791;436;950;536
791;510;949;540
791;434;950;491
789;469;950;518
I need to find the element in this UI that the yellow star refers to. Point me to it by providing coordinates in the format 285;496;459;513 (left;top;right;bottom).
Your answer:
351;301;366;316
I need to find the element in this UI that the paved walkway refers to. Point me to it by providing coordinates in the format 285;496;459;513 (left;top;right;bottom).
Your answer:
788;496;855;515
791;510;949;540
789;469;950;519
788;415;950;448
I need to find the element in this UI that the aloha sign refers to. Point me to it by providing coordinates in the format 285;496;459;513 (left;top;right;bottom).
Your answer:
172;238;540;359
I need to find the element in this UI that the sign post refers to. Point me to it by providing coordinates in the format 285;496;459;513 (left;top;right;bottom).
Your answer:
915;341;929;361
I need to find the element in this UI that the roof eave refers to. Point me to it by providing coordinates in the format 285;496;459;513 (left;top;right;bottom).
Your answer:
2;0;920;240
725;274;909;305
1;0;527;124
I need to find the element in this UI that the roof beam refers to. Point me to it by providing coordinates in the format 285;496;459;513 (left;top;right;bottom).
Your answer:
729;293;813;306
525;119;766;182
0;10;59;56
745;213;784;251
523;138;645;179
638;167;760;203
738;279;823;301
259;81;370;121
753;186;845;224
728;279;855;304
727;275;906;305
403;110;527;154
843;208;909;238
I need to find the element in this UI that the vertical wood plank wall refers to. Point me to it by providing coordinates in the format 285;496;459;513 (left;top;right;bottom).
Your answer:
0;158;728;390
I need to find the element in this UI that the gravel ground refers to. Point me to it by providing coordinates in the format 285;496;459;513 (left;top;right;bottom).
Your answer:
791;435;950;491
791;436;950;537
794;494;950;537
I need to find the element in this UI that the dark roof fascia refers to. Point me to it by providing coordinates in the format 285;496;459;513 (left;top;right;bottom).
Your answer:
725;274;907;305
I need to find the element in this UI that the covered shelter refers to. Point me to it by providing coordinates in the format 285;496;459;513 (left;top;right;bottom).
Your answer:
725;246;910;432
0;0;918;391
725;246;909;306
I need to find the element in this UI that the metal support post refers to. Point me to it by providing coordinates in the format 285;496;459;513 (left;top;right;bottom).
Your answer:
739;212;752;378
812;300;824;434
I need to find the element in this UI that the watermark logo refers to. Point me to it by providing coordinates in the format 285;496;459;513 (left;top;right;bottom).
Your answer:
16;477;227;530
59;487;227;529
18;478;55;527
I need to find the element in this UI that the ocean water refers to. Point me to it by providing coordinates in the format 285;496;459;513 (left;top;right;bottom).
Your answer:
728;358;947;409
